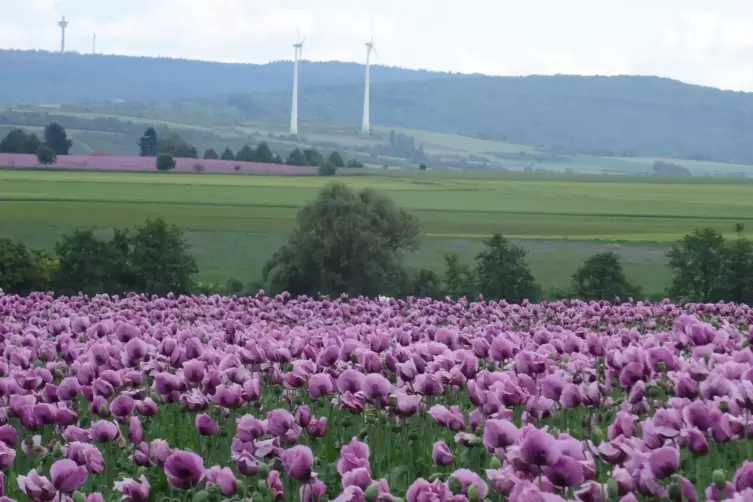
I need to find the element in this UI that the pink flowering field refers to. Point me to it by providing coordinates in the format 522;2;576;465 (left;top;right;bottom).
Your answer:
0;154;317;175
0;291;752;501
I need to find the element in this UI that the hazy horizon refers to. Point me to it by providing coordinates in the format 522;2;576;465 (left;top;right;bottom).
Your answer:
3;1;753;92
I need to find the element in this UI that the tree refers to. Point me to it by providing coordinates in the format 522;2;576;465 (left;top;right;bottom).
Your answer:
263;183;420;297
724;238;753;305
667;228;728;302
220;147;235;161
442;252;476;299
475;234;540;302
318;162;337;177
736;223;745;236
303;148;324;167
52;230;123;295
255;142;275;163
328;151;345;168
36;144;56;165
347;159;365;168
236;144;256;162
419;163;427;171
44;123;72;155
156;154;176;171
1;129;42;154
20;133;42;154
139;127;158;157
203;148;218;160
0;239;47;295
571;252;640;301
0;129;27;153
126;219;198;295
286;148;307;166
156;133;196;158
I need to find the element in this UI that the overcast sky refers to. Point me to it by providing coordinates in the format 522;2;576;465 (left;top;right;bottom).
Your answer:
3;0;753;91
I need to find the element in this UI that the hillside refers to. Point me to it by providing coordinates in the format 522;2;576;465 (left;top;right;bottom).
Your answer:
3;50;753;164
0;50;443;105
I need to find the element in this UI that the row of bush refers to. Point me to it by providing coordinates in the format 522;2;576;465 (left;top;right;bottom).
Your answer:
1;183;751;303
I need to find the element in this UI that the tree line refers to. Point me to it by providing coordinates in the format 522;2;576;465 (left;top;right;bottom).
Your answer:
0;123;72;165
1;183;752;304
140;127;362;175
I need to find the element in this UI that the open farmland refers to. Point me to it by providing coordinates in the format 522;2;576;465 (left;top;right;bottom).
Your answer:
2;169;753;294
0;153;316;175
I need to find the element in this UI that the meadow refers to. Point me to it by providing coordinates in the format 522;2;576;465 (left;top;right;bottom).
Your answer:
2;168;753;295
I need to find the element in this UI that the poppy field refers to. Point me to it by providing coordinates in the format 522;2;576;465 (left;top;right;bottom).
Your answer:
0;291;752;501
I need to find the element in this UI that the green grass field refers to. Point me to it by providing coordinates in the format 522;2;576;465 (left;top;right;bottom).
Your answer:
2;169;751;295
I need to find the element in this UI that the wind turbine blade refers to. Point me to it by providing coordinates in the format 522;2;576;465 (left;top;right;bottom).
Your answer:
302;36;307;45
372;46;380;59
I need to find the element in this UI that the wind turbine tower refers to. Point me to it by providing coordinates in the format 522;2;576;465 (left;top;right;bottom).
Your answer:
290;32;306;136
58;16;69;53
362;38;377;136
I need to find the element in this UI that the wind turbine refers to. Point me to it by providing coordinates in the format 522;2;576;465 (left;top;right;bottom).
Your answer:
290;29;306;136
58;16;69;53
361;37;378;137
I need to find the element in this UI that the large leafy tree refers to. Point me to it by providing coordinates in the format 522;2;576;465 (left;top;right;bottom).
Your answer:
0;129;42;154
667;228;728;302
236;145;257;162
286;148;307;166
139;127;158;156
126;219;198;295
263;183;420;297
203;148;219;160
442;252;476;299
157;133;197;158
475;234;540;302
571;252;640;301
44;123;72;155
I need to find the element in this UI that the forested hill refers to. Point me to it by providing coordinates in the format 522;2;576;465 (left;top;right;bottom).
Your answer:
3;50;753;162
0;49;445;105
192;75;753;162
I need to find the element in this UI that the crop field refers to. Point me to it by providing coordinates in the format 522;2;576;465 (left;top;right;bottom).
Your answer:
0;294;752;501
2;169;752;293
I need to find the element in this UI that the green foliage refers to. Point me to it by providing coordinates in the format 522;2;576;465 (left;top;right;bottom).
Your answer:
126;218;198;295
419;163;427;171
667;228;728;302
156;154;176;171
0;239;48;294
51;220;197;296
318;162;337;177
156;133;197;158
192;163;205;172
224;278;245;295
233;165;241;172
347;159;365;168
406;268;443;299
0;128;41;154
203;148;218;160
303;148;324;167
236;144;256;162
723;238;753;305
52;229;123;295
256;142;275;163
475;234;540;302
328;151;345;168
286;148;307;166
220;147;235;161
571;252;641;301
442;252;476;299
36;144;56;165
138;127;158;157
263;183;420;297
43;122;72;155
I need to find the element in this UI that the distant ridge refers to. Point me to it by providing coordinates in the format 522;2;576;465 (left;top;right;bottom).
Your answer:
3;50;753;163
